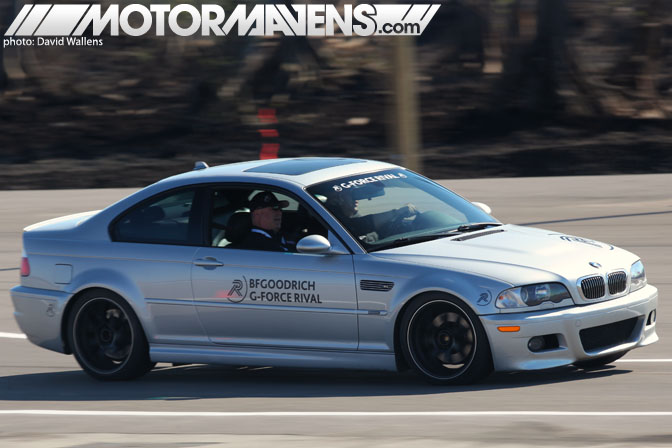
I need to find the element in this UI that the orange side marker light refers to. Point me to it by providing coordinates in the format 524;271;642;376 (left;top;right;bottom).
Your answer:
497;326;521;332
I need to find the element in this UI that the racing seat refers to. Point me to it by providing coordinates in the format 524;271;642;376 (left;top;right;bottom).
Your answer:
223;212;251;248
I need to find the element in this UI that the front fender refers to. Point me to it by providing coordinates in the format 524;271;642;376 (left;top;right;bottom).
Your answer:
389;270;511;319
354;255;512;352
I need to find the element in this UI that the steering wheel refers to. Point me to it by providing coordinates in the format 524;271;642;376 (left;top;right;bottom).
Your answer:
380;205;419;238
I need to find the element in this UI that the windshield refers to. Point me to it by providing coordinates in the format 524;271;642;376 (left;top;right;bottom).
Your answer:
307;169;498;251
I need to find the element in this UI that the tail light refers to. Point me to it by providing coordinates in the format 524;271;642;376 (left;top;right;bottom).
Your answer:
20;256;30;277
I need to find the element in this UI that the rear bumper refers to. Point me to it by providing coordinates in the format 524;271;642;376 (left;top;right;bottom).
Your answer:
481;284;658;371
10;285;72;353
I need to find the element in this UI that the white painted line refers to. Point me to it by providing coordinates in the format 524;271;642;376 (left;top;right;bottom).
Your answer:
616;359;672;363
0;332;27;339
1;410;672;417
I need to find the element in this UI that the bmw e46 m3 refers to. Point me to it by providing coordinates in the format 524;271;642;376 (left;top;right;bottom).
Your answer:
10;158;658;384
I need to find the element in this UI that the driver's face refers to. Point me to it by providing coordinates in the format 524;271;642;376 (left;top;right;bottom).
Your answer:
340;195;358;217
252;206;282;232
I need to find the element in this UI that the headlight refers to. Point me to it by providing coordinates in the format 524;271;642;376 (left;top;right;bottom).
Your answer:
630;260;647;293
496;283;572;309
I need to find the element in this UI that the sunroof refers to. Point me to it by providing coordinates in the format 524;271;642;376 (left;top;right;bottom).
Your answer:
245;158;365;175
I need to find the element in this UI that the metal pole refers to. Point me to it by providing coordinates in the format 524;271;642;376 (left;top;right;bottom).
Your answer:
392;36;422;173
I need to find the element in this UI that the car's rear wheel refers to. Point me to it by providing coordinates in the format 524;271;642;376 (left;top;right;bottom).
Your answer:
67;289;153;380
400;295;493;385
573;352;627;370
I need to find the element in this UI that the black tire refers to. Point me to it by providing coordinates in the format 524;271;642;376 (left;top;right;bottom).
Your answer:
67;289;153;380
399;294;493;385
573;352;627;370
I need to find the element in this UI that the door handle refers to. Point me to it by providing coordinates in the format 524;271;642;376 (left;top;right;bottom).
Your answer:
193;257;224;267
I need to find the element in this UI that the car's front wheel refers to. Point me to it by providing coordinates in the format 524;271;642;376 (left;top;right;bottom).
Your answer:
67;289;153;380
400;295;493;385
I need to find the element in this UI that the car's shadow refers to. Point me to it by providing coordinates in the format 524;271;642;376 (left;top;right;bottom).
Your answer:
0;363;631;401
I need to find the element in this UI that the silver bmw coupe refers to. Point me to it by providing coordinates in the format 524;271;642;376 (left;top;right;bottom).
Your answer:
10;158;658;384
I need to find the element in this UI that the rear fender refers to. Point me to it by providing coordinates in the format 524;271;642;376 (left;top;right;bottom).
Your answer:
63;269;152;348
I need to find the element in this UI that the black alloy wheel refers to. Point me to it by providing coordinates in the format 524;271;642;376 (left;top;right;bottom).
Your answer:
400;295;492;385
68;289;153;380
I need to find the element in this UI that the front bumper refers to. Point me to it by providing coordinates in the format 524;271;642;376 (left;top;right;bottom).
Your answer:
481;284;658;371
10;285;72;353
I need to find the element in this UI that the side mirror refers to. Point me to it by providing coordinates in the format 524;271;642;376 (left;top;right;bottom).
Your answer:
472;202;492;215
296;235;332;254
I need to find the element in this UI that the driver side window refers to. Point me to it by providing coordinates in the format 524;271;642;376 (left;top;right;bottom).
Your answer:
209;187;329;251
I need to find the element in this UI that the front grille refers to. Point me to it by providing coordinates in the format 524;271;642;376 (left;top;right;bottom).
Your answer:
360;280;394;292
579;317;639;352
581;276;605;299
608;271;627;295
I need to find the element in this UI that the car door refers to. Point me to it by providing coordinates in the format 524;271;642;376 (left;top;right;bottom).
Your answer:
191;186;359;350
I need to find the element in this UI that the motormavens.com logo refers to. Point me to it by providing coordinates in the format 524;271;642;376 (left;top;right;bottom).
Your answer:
4;3;441;47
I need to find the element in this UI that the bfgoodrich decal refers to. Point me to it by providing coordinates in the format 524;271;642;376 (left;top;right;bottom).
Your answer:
221;277;322;304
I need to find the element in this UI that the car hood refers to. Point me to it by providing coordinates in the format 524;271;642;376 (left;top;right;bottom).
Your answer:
372;224;638;285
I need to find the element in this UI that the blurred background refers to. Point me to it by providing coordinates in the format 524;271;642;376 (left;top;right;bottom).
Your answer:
1;0;672;189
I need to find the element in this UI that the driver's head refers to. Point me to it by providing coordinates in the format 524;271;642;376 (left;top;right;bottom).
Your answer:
249;192;288;233
328;191;358;218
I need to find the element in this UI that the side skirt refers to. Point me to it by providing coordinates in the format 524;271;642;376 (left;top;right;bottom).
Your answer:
150;344;398;372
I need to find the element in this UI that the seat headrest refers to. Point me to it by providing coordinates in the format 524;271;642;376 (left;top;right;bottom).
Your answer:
226;212;251;243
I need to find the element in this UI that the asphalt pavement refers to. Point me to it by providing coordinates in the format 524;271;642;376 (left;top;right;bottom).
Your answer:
0;174;670;447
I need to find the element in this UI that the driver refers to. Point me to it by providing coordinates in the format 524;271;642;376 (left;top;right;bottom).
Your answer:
240;191;292;252
328;190;417;243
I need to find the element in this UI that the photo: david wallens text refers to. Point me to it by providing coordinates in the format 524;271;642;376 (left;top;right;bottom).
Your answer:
4;36;103;48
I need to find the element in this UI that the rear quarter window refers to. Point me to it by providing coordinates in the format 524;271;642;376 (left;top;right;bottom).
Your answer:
112;189;201;245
